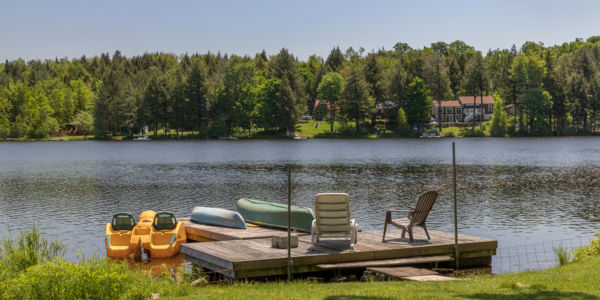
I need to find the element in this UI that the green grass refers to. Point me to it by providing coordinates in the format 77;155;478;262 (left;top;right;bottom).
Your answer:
1;121;500;141
441;126;462;137
169;258;600;300
442;123;490;138
1;135;95;142
0;227;198;300
297;120;389;139
296;120;333;137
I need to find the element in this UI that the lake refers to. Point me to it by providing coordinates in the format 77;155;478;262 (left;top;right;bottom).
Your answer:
1;138;599;273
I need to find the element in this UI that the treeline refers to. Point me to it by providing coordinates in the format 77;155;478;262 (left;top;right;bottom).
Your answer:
1;37;600;139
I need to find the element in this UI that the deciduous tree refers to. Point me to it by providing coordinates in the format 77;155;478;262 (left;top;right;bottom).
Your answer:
317;72;344;134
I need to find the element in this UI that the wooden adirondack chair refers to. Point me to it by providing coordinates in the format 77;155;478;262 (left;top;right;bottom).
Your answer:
382;190;438;242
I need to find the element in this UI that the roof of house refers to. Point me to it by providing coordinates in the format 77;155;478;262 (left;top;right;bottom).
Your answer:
458;96;494;105
432;100;461;107
314;99;339;111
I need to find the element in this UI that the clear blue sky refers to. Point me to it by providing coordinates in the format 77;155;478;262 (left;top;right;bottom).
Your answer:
2;0;599;61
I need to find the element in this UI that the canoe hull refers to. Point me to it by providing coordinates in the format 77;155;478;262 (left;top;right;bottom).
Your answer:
236;198;315;232
190;207;247;229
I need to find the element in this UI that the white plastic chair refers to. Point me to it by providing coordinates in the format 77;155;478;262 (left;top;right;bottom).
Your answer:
310;193;357;250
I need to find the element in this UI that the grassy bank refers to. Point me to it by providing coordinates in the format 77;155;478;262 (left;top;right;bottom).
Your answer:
0;227;196;300
1;135;95;142
2;227;600;299
171;258;600;300
0;121;497;141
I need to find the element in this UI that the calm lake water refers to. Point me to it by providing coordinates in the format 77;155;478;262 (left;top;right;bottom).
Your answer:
1;138;599;273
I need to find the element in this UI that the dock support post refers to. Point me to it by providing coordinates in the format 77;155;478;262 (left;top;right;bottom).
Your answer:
453;142;459;270
287;164;292;281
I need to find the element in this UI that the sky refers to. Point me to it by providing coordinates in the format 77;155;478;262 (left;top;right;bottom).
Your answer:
2;0;600;61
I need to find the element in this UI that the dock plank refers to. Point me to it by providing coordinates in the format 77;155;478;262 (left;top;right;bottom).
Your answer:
367;266;439;277
402;275;458;281
366;267;457;281
317;255;452;269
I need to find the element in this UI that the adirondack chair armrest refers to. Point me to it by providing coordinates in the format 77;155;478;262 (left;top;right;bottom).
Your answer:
386;209;412;213
386;209;413;220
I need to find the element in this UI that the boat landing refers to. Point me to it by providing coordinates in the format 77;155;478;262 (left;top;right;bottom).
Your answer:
182;222;497;280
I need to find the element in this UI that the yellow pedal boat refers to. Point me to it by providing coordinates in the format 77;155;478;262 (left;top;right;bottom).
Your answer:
105;213;137;259
148;212;187;258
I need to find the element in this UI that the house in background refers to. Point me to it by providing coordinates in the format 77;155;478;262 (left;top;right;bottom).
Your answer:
458;96;494;122
313;99;339;121
431;100;462;123
432;95;494;124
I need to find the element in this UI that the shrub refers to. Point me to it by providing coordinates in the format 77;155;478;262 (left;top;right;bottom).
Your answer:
572;232;600;262
462;129;485;137
3;258;135;300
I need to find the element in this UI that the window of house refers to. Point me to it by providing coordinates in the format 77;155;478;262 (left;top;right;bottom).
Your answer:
488;104;493;111
438;107;442;113
446;115;453;122
446;107;453;113
456;114;462;121
456;107;462;113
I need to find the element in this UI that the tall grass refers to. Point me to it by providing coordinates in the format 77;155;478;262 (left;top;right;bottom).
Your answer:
553;244;571;266
0;226;199;299
0;225;66;274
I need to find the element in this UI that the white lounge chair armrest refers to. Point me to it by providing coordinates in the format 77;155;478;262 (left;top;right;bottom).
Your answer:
350;219;357;246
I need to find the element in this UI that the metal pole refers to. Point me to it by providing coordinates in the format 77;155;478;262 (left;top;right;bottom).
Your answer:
287;165;292;281
453;142;459;270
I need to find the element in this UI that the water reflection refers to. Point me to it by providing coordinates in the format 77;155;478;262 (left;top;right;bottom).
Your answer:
0;139;599;273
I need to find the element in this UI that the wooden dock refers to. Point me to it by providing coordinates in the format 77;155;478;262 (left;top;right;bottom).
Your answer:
182;222;497;280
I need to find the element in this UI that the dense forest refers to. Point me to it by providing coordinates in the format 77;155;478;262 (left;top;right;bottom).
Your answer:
1;37;600;139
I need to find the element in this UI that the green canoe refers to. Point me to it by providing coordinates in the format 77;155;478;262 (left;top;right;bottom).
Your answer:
236;198;315;232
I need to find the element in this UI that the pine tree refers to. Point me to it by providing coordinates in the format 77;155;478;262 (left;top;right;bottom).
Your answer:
325;47;345;72
340;62;371;135
405;77;431;126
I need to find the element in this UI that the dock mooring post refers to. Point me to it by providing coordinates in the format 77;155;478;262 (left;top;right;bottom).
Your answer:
453;142;459;270
287;164;292;281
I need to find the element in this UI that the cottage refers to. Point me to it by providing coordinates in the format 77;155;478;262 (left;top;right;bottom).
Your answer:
431;100;462;123
432;96;494;123
458;96;494;121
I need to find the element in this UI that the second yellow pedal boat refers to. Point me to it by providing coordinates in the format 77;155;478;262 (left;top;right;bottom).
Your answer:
148;212;187;258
